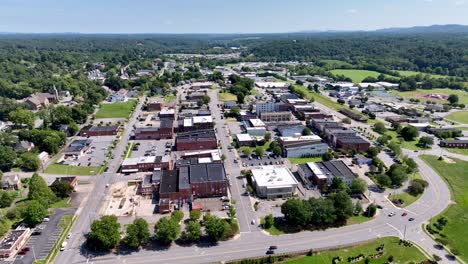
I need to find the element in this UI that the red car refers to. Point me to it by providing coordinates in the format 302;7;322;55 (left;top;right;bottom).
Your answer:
401;212;408;217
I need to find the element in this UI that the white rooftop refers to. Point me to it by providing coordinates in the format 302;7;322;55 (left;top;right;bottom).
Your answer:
192;115;213;124
306;162;328;179
160;108;175;115
192;81;213;87
236;133;253;142
255;82;288;88
122;156;156;166
280;135;322;142
376;81;399;87
408;123;430;128
249;119;266;127
251;166;298;188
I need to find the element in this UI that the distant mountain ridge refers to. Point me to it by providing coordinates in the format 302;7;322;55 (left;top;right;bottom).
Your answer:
374;24;468;33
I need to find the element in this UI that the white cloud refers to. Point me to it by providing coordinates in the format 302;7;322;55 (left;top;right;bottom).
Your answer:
455;0;465;5
346;9;358;14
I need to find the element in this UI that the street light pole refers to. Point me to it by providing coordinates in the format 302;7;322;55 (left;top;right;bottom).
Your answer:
32;246;37;262
403;225;407;240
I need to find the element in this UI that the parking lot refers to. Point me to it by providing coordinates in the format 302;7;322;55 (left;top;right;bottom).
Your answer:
129;139;172;158
62;135;115;167
13;208;75;264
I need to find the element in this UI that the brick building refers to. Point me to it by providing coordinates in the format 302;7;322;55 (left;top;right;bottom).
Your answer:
134;119;173;140
176;130;217;151
121;156;171;174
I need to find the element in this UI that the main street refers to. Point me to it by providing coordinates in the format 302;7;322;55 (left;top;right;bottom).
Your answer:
55;96;146;264
57;89;455;264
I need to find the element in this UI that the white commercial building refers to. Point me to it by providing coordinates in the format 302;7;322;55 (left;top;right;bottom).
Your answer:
249;119;266;128
255;82;288;89
255;101;279;114
251;166;298;198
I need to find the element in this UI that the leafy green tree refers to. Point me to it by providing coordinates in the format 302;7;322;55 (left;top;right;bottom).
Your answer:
242;148;252;157
182;221;202;242
50;180;73;199
329;191;354;221
9;108;34;129
17;153;41;172
87;215;121;251
23;200;48;227
377;135;391;145
387;164;408;186
0;145;16;171
418;136;434;148
354;201;363;215
204;214;227;242
330;177;349;193
400;126;419;141
367;146;380;158
373;122;387;134
308;198;337;226
388;142;402;156
189;210;201;222
376;174;392;188
124;218;150;249
349;178;368;194
264;132;271;142
448;94;459;105
365;204;377;217
302;127;312;136
171;210;184;223
255;146;264;157
281;199;311;227
263;214;274;229
322;152;333;161
0;191;17;208
28;173;56;206
272;146;282;157
154;217;180;245
402;156;418;173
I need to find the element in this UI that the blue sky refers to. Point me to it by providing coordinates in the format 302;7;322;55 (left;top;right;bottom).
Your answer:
0;0;467;33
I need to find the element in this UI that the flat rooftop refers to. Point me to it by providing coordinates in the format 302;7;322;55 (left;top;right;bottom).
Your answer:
251;166;298;188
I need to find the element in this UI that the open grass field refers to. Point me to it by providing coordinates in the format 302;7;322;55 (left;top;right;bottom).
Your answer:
218;91;237;101
397;70;449;79
421;155;468;260
45;163;103;176
288;156;323;164
390;192;420;208
292;85;359;114
330;69;382;83
391;88;468;104
95;100;137;119
383;129;422;151
284;237;427;264
50;198;71;209
163;94;176;103
444;111;468;124
443;147;468;156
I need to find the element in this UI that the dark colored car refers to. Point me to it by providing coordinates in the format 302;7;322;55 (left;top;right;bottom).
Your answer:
266;250;275;255
269;246;278;250
409;217;415;221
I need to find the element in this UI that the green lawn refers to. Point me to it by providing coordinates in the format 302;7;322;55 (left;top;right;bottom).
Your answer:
445;111;468;124
289;156;323;164
284;237;427;264
291;85;357;114
421;155;468;260
218;91;237;102
391;88;468;105
397;70;449;79
443;147;468;156
95;100;137;119
346;214;372;225
45;163;103;176
50;198;71;209
239;141;272;156
163;94;176;103
390;192;421;208
330;69;383;83
384;129;423;151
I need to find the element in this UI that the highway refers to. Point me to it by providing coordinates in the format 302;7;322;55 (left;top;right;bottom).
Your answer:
55;89;456;264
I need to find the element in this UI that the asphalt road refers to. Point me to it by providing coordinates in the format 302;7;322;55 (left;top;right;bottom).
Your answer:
56;89;456;264
55;96;146;264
